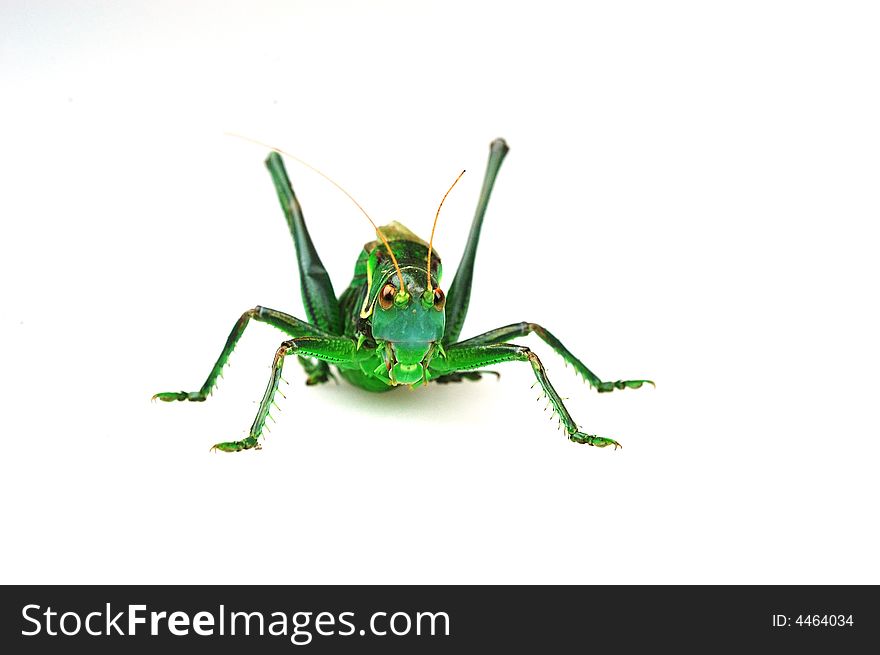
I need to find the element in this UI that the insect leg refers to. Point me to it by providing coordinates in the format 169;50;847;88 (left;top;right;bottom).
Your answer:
443;138;509;345
211;336;357;452
431;343;621;448
266;152;343;335
452;322;654;393
297;357;336;386
153;306;334;402
432;371;500;384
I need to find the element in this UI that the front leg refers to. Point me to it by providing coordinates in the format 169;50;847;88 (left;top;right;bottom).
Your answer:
211;336;357;452
453;322;653;393
430;343;621;448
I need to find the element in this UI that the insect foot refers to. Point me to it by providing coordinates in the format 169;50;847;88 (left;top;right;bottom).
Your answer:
152;391;207;402
304;369;336;386
210;435;261;453
595;379;655;393
569;432;622;449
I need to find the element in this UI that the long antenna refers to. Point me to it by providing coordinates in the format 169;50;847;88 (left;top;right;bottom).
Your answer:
427;169;466;292
225;132;406;292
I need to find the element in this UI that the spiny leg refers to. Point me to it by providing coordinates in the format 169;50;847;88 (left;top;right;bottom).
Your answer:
443;138;509;345
453;322;653;393
431;343;621;448
211;336;358;453
153;306;334;402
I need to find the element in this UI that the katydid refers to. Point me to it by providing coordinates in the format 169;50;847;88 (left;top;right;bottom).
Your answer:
153;138;653;452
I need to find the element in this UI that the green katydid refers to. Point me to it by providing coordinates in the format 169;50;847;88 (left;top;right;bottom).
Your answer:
153;138;653;452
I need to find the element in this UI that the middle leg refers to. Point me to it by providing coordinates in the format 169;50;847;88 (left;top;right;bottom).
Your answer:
153;305;335;402
452;322;653;393
432;371;500;384
297;356;336;386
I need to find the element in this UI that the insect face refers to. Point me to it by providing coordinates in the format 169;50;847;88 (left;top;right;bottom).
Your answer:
371;270;445;386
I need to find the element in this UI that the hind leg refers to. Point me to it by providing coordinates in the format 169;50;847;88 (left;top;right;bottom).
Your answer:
443;139;509;344
266;152;343;336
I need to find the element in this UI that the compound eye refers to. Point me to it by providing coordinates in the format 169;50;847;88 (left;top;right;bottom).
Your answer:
378;283;396;310
432;287;445;311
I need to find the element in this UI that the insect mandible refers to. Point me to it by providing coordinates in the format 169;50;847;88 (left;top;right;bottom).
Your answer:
153;138;654;452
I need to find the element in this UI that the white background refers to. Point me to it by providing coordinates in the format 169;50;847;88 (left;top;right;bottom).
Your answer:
1;1;878;584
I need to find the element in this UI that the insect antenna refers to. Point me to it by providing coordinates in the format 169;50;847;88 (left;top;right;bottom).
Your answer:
224;132;406;291
427;169;466;292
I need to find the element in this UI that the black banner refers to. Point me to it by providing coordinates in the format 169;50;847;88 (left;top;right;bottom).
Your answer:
1;585;875;652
